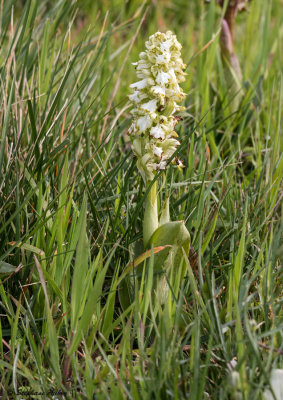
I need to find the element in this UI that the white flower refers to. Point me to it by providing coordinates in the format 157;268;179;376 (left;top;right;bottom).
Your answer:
137;62;151;70
137;115;152;132
137;65;151;78
156;71;171;85
156;53;170;64
150;125;165;140
141;99;157;113
128;31;186;182
129;91;141;103
157;160;167;170
168;68;177;83
151;85;165;96
130;79;148;89
160;41;171;53
153;145;163;158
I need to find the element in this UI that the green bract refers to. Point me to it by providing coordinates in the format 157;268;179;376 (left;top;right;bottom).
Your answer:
129;31;186;183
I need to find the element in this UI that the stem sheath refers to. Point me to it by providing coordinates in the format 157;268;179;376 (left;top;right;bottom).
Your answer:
143;180;159;248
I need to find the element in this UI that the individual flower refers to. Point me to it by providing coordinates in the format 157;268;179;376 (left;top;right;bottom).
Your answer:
128;31;186;182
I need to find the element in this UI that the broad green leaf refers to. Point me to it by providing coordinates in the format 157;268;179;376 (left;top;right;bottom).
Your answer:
149;221;190;273
119;221;190;311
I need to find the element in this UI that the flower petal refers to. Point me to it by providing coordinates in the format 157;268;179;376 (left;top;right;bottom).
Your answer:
137;115;152;132
141;99;157;113
129;91;141;103
156;71;171;85
150;125;165;140
130;79;148;89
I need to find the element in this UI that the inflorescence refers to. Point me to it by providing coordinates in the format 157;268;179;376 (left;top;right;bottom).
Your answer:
128;31;187;183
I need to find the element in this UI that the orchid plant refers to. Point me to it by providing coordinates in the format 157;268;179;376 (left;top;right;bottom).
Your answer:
119;31;190;309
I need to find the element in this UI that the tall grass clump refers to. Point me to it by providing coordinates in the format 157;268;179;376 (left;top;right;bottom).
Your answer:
0;0;282;399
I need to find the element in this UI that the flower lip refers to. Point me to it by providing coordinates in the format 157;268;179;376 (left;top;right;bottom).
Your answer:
137;115;152;132
129;91;140;103
153;145;163;158
151;86;166;96
130;79;148;89
157;160;167;170
155;53;171;64
150;125;165;140
160;41;172;53
141;99;157;113
156;71;171;85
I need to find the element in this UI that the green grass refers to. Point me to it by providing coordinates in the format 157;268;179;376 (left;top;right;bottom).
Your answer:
0;0;282;399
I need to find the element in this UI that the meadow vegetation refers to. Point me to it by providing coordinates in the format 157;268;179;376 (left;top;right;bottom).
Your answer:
0;0;282;398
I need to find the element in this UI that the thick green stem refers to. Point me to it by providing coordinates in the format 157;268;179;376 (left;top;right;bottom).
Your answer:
143;180;159;248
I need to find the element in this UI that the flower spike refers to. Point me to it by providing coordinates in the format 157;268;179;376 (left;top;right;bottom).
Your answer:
129;31;186;183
